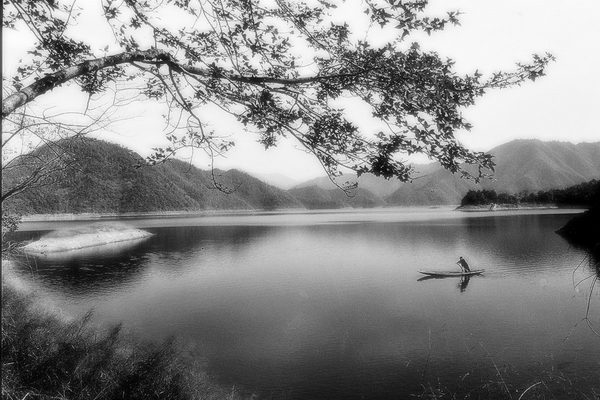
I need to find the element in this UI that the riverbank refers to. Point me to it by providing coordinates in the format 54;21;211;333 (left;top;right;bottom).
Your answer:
21;222;154;255
1;261;247;400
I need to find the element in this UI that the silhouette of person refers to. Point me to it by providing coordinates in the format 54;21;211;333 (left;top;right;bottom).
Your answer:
457;256;471;273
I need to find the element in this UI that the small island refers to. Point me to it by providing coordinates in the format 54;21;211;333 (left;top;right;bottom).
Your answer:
22;223;154;255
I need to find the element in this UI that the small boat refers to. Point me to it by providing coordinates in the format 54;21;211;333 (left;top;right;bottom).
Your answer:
417;269;484;277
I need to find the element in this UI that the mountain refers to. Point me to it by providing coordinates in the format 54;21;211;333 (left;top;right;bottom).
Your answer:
288;186;386;209
2;138;303;215
4;138;599;214
386;140;600;205
293;163;439;198
295;174;403;198
246;172;300;190
479;140;600;193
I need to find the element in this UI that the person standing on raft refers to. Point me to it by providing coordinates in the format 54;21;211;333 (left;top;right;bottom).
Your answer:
457;256;471;273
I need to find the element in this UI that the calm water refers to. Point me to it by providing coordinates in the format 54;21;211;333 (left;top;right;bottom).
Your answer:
7;208;600;398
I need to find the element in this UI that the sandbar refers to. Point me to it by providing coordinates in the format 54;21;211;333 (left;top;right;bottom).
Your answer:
22;223;154;254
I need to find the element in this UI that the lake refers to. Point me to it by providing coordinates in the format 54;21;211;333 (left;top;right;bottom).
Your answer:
7;207;600;398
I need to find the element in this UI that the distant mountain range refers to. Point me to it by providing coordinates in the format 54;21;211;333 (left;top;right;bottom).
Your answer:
2;139;303;214
259;162;443;198
277;139;600;206
247;172;301;190
288;185;386;209
385;140;600;205
3;138;599;215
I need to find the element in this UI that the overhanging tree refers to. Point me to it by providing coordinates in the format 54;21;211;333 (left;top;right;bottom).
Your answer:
2;0;553;193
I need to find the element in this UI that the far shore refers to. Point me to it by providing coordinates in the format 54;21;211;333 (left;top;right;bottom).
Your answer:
15;204;588;222
18;209;309;222
455;203;566;212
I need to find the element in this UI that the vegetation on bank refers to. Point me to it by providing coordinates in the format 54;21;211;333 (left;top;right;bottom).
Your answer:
460;179;600;207
556;186;600;257
1;271;246;400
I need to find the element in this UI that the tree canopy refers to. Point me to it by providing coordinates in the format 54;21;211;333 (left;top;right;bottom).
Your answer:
2;0;553;189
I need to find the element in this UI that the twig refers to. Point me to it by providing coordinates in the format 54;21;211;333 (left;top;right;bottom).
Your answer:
478;342;512;399
517;382;541;400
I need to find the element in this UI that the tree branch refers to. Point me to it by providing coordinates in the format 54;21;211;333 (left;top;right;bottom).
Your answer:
2;48;378;119
2;48;172;118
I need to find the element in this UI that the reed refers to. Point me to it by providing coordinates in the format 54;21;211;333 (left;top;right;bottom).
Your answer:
415;361;599;399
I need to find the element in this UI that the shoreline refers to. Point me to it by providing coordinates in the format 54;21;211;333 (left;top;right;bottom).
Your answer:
455;203;565;212
18;208;308;222
15;204;586;222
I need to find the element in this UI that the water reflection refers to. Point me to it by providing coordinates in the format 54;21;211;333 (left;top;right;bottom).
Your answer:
33;260;145;297
459;275;470;292
417;275;473;292
556;225;600;276
146;225;273;254
11;237;153;297
461;214;571;273
10;225;286;298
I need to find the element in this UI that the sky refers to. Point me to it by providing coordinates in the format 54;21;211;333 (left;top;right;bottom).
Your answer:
3;1;600;182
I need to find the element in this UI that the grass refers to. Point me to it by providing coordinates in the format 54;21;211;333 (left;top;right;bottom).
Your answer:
1;272;247;400
416;376;600;399
414;356;600;399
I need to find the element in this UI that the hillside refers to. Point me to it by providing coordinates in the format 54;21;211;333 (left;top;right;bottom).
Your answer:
292;163;439;198
288;186;386;209
247;172;300;190
385;140;600;205
4;138;599;214
2;138;303;215
295;174;402;198
480;140;600;193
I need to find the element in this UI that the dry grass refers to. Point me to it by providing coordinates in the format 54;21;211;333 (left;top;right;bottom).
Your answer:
415;361;600;399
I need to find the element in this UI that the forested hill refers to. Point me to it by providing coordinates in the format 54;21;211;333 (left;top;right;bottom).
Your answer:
385;140;600;205
2;138;303;215
4;138;600;214
288;186;386;209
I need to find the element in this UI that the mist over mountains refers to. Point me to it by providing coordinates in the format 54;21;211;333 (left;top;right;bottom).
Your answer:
256;139;599;206
385;140;600;205
3;138;599;215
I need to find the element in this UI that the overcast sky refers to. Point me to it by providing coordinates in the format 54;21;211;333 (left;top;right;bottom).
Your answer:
3;1;599;181
201;0;600;180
